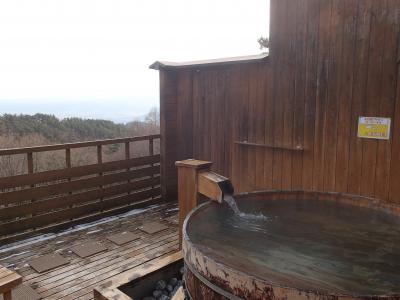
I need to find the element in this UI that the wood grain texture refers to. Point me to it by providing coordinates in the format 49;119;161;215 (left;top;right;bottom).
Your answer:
347;0;373;195
158;0;400;203
0;136;161;243
334;0;358;192
0;203;179;300
175;159;212;249
0;266;22;295
159;70;178;201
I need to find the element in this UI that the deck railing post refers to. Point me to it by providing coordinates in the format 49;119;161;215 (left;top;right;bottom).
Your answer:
27;152;33;174
66;148;74;220
97;144;103;212
27;152;35;220
149;138;154;199
65;148;71;169
125;142;130;159
125;142;131;196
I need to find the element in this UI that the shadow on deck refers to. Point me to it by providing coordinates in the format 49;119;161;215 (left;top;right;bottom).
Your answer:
0;202;178;300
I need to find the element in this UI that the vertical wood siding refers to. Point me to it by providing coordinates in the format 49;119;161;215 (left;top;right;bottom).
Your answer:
160;0;400;203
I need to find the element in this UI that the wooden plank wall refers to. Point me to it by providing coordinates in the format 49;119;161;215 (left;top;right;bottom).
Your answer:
160;0;400;203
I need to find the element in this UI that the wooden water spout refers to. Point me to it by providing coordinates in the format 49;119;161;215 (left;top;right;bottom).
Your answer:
197;171;233;203
175;159;233;248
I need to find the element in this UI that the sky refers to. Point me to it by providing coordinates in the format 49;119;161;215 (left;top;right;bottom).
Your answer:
0;0;269;122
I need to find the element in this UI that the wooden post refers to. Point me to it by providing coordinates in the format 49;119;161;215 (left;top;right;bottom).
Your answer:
0;265;22;300
97;145;103;212
160;70;178;201
149;138;154;199
97;145;103;164
125;142;130;196
65;148;71;169
124;142;130;160
3;291;11;300
27;152;33;174
175;159;212;249
27;152;34;219
66;148;73;219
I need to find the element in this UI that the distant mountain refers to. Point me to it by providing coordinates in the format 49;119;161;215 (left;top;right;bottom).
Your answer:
0;98;158;124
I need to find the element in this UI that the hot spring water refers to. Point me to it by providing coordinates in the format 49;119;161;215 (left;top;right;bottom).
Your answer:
188;197;400;295
223;195;241;214
224;194;268;221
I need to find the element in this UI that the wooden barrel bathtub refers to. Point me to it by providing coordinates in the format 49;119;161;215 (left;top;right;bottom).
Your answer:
182;191;400;300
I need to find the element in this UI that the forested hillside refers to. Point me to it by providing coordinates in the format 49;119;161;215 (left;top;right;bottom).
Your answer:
0;114;129;143
0;108;160;176
0;107;159;143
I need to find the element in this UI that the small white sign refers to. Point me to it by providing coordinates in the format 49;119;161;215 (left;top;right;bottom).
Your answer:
357;117;391;140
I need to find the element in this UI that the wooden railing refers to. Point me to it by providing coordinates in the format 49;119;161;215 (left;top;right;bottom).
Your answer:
0;134;161;245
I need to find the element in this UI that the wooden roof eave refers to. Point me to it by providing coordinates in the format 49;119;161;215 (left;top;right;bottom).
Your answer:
149;53;269;71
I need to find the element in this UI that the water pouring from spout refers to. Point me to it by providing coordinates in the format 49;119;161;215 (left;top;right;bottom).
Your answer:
223;194;241;215
176;159;268;250
223;194;268;220
196;170;267;220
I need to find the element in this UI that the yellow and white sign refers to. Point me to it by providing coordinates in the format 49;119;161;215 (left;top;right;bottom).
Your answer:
358;117;391;140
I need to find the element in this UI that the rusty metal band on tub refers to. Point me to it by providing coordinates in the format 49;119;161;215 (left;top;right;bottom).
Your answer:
184;262;244;300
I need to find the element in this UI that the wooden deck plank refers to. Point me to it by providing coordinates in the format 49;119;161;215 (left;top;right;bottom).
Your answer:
0;202;179;300
28;228;174;282
35;233;177;293
3;204;172;268
20;216;177;281
53;244;179;299
93;251;182;300
40;240;178;298
3;205;170;272
25;218;176;282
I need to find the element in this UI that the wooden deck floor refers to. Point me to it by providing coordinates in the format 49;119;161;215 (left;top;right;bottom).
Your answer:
0;201;179;299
